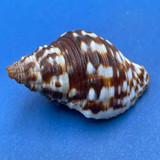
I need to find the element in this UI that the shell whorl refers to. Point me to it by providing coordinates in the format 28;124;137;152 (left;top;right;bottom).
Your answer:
6;30;149;119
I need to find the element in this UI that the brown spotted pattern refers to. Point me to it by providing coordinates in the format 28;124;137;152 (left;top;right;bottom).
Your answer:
6;30;149;119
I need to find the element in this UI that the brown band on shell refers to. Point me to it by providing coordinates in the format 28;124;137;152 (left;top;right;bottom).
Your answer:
41;88;63;100
26;73;38;82
40;53;62;83
36;46;48;61
83;101;105;114
58;35;88;99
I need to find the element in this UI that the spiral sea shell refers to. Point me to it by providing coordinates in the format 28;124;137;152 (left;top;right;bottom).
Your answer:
6;30;149;119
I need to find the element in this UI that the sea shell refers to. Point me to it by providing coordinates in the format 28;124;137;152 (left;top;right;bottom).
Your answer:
6;30;149;119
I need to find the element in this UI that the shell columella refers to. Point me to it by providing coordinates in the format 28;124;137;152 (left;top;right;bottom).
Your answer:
7;30;149;119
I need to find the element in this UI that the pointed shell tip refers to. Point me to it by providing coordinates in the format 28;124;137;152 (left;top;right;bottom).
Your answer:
6;65;14;79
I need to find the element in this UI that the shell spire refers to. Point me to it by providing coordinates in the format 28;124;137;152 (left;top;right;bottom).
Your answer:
6;30;149;119
6;61;24;83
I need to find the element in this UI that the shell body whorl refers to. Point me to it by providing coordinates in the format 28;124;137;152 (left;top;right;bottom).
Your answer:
7;30;149;119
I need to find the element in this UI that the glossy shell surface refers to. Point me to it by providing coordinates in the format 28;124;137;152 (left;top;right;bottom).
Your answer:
7;30;149;119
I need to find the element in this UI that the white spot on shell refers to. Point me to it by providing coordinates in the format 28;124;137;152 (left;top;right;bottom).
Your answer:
122;96;129;106
134;71;138;78
87;62;95;75
118;86;121;94
107;67;113;78
137;84;143;93
110;48;114;56
123;81;127;91
90;41;97;52
81;30;87;35
117;70;120;77
125;58;130;64
73;32;78;37
129;87;136;100
53;47;61;55
143;71;147;83
116;52;122;63
38;46;43;50
88;88;96;101
99;86;115;106
36;72;42;83
69;88;77;97
127;68;132;81
100;37;104;40
55;55;65;66
99;44;107;54
67;102;75;109
134;63;141;74
81;30;97;38
48;57;54;65
90;40;107;54
118;51;126;61
88;33;97;38
21;56;25;61
109;86;115;98
117;99;121;104
60;32;67;37
105;39;112;45
50;48;55;53
97;64;105;76
24;57;30;64
81;41;88;53
58;73;69;93
133;79;136;87
127;86;130;93
97;65;113;78
99;87;107;101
